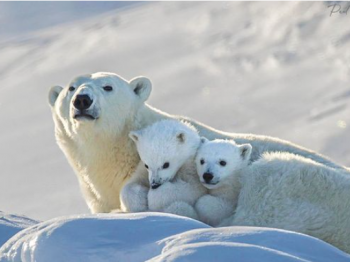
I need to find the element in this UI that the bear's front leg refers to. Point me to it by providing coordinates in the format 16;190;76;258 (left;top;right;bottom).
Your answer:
120;162;149;212
195;194;234;227
163;201;199;220
148;181;177;211
148;180;196;211
120;183;148;212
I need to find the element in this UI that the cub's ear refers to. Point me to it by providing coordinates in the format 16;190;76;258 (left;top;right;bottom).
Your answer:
48;86;63;107
129;130;142;143
239;144;252;161
200;137;209;144
129;76;152;102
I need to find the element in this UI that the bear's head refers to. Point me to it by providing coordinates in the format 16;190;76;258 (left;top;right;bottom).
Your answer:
196;138;252;189
48;72;152;140
129;120;200;189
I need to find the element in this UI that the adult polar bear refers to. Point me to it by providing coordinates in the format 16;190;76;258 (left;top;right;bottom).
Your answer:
48;72;348;213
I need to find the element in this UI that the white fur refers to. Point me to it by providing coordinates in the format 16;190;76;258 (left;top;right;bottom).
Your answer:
121;120;207;219
199;140;350;253
120;162;149;212
195;138;251;226
48;72;349;214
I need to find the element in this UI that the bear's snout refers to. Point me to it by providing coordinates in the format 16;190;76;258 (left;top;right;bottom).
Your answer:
203;172;214;183
73;94;93;111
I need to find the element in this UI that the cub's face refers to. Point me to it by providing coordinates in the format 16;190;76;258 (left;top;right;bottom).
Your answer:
48;72;152;140
195;138;252;189
129;120;200;189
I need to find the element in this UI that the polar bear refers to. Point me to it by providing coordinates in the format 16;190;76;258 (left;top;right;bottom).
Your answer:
48;72;349;214
194;138;252;226
198;139;350;253
121;120;207;219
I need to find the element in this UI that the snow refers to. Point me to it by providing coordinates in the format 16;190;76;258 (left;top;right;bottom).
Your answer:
0;212;38;247
156;226;350;262
0;213;349;262
0;2;140;41
0;213;208;262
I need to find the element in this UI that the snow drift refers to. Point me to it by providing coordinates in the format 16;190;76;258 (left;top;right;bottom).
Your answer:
1;213;349;262
0;212;38;247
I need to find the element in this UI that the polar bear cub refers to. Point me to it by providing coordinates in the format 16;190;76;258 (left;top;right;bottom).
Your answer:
122;119;207;219
195;138;252;226
195;139;350;253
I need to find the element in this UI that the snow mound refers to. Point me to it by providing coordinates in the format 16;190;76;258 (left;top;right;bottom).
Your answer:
154;227;350;262
0;213;208;262
1;213;349;262
0;211;38;247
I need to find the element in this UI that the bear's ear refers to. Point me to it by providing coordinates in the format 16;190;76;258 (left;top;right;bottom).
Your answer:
129;76;152;102
129;130;142;143
239;144;252;161
200;137;209;144
176;132;185;143
48;86;63;107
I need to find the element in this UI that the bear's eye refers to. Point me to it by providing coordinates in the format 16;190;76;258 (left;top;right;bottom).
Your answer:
200;159;205;165
68;86;75;92
145;164;149;169
163;162;170;169
103;85;113;92
219;160;227;167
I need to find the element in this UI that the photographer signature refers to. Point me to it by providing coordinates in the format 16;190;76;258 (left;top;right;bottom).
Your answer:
328;3;350;17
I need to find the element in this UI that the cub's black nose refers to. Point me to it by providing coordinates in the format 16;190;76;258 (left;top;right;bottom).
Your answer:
73;95;93;111
151;183;161;189
203;172;214;183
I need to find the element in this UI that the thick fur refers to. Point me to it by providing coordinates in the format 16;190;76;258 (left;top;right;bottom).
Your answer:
121;120;207;219
195;191;236;227
119;162;149;213
194;139;252;226
147;160;205;219
214;150;350;253
48;72;349;213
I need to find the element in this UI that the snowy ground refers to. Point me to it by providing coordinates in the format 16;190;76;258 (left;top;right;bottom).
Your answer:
1;213;350;262
0;1;349;222
0;2;140;40
0;212;38;248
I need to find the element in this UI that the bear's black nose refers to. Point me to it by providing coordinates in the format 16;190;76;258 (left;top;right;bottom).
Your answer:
73;95;93;111
203;172;214;183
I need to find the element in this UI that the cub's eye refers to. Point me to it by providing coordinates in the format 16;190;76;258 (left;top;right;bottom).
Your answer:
145;164;149;169
219;160;227;167
103;85;113;91
163;162;170;169
68;86;75;92
200;159;205;165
